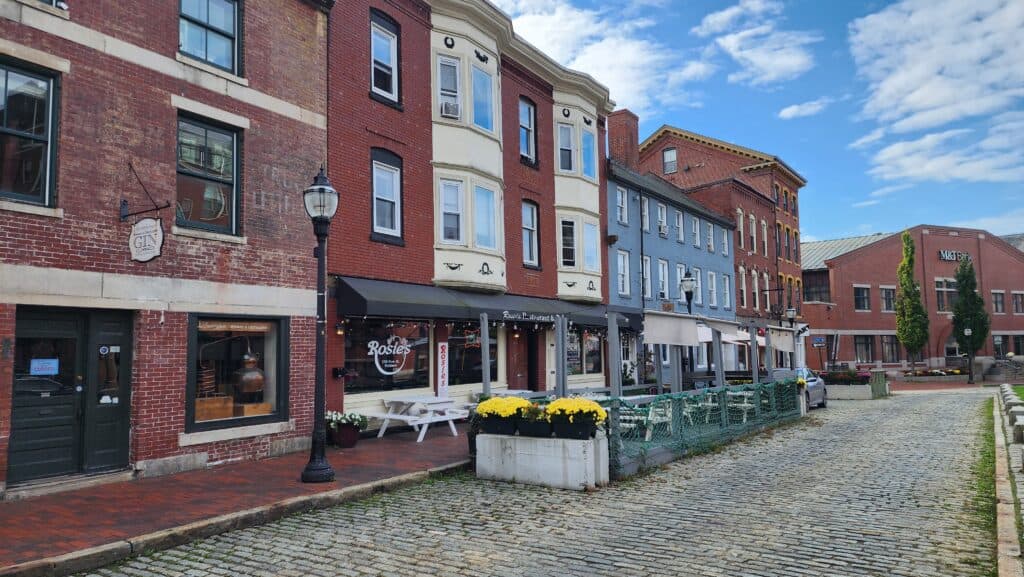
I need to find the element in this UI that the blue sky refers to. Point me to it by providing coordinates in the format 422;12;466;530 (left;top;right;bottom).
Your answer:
494;0;1024;242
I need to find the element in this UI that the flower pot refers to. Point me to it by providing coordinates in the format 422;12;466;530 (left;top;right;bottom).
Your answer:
551;419;596;440
516;419;551;438
479;416;516;436
330;424;361;448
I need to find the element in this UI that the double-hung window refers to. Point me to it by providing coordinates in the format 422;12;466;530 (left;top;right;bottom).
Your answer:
471;67;493;132
1013;293;1024;314
522;202;538;266
739;269;747;308
371;150;402;238
658;259;669;299
706;222;715;252
437;57;461;119
749;214;756;250
707;271;717;307
722;229;729;256
691;217;700;247
854;286;871;311
558;123;575;172
723;275;731;309
641;197;649;231
519;98;536;162
676;264;687;302
663;148;677;174
440;179;463;243
737;209;745;248
993;291;1006;314
0;64;54;205
855;336;874;363
657;203;667;236
176;117;238;234
763;273;770;310
642;256;651;298
936;279;958;312
180;0;238;72
693;267;703;305
616;186;628;223
370;13;399;102
561;219;576;267
617;251;630;296
474;185;496;249
881;287;896;312
582;130;596;179
761;221;768;256
676;211;684;242
752;271;760;310
583;222;600;272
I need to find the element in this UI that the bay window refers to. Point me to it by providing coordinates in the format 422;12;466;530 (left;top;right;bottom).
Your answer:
437;57;461;119
473;185;496;249
471;67;494;132
561;219;576;267
558;123;575;172
582;129;596;179
583;222;600;272
440;179;463;243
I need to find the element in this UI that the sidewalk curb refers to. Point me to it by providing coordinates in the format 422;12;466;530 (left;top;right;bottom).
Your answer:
994;395;1024;577
0;459;471;577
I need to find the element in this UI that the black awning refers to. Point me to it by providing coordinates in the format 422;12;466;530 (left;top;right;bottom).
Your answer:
335;276;609;325
607;306;644;332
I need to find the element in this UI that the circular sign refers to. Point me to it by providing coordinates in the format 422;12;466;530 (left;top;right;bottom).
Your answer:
99;346;110;355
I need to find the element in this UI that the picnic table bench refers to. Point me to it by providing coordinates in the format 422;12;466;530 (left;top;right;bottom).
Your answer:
359;396;469;443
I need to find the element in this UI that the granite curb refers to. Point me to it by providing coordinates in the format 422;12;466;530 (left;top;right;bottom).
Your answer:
994;390;1024;577
0;460;471;577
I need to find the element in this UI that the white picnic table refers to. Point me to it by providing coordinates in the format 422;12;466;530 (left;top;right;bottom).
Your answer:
369;396;468;443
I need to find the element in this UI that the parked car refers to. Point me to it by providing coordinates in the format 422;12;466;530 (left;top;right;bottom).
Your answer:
796;368;827;409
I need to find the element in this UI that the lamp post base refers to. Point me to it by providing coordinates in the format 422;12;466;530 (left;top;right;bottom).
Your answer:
301;458;335;483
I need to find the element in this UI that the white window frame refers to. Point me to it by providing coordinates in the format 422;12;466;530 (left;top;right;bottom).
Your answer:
676;264;687;302
616;186;628;224
642;256;652;298
722;228;729;256
583;221;600;273
708;271;717;307
522;201;538;266
657;203;667;236
473;184;498;250
853;284;872;312
723;275;731;309
471;66;494;132
558;123;575;172
691;217;700;247
370;22;399;101
737;208;744;249
582;129;597;179
641;197;649;231
519;98;535;161
1013;291;1024;315
879;285;896;313
437;56;461;119
706;222;715;252
752;270;760;310
561;218;577;268
749;214;756;250
761;220;768;256
658;259;669;299
763;272;770;310
663;148;677;174
439;178;463;244
693;267;703;305
617;250;630;296
739;268;747;308
676;211;684;242
372;161;401;236
993;290;1006;314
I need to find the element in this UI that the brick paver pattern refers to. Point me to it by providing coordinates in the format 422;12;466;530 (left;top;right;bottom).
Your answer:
84;390;994;577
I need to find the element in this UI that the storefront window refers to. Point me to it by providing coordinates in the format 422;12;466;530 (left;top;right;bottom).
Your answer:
344;319;430;394
994;335;1007;358
190;318;284;427
447;326;497;385
567;328;603;375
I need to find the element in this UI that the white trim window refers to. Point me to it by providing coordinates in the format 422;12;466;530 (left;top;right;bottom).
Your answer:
519;98;535;161
439;179;463;243
761;220;768;256
737;208;744;249
676;264;687;302
723;275;731;309
693;267;703;305
880;286;896;313
763;272;770;310
617;251;630;296
722;228;729;256
471;66;494;132
583;222;600;272
676;211;684;242
708;271;717;307
1013;292;1024;315
749;213;756;251
641;197;649;231
372;161;401;236
522;202;538;265
616;186;628;224
370;22;398;101
691;216;700;247
993;290;1006;314
706;222;715;252
473;185;497;249
561;219;576;267
854;285;871;311
739;267;747;308
663;148;677;174
582;129;597;179
642;256;651;298
752;270;760;310
558;123;575;172
437;56;461;119
658;259;669;299
657;203;667;236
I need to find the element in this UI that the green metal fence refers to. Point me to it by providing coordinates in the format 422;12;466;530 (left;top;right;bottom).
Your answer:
605;381;801;479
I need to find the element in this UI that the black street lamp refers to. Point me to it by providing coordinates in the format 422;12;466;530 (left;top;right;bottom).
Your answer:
301;165;338;484
681;271;696;315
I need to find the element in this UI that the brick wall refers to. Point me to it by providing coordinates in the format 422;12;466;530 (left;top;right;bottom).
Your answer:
0;304;14;486
607;110;639;171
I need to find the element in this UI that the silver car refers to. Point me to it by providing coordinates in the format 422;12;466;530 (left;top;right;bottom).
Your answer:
796;368;827;409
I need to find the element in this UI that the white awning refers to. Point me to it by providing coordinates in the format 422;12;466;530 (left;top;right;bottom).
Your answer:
736;330;765;347
697;319;742;343
769;327;795;352
643;312;700;346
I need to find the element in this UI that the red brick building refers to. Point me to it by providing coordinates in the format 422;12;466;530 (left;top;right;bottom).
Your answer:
801;225;1024;372
0;0;331;492
327;0;613;416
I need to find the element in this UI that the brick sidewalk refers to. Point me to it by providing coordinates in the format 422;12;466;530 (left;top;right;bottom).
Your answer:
0;426;468;571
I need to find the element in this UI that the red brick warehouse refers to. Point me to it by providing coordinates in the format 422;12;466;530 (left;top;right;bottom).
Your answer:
0;0;332;493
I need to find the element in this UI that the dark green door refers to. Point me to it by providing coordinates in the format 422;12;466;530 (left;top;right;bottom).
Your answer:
8;309;133;484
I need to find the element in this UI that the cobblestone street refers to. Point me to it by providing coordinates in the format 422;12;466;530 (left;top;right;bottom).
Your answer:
85;390;995;577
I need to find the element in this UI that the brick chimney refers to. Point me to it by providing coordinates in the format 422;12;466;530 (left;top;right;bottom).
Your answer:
607;109;640;171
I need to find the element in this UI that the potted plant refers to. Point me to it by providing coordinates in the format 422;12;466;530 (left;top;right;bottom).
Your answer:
475;396;530;435
326;410;368;448
545;397;607;440
516;403;551;438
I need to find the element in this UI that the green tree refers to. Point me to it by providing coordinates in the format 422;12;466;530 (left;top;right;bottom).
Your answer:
952;257;990;384
896;231;929;371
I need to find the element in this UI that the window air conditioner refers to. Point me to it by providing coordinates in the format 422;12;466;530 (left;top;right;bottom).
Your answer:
658;224;669;237
440;101;461;119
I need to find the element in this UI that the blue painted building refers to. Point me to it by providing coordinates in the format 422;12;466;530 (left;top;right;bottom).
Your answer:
607;160;737;383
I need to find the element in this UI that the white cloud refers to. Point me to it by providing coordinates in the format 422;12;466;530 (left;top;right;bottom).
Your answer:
868;183;912;197
778;97;832;119
495;0;711;116
852;200;880;208
716;25;822;86
952;208;1024;235
690;0;782;38
869;121;1024;182
848;127;886;150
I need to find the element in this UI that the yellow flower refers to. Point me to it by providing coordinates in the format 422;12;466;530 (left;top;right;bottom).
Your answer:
476;396;531;418
796;378;806;387
545;397;607;424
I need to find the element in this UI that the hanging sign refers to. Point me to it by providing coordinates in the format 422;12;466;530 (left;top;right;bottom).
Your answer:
129;218;164;263
437;342;449;398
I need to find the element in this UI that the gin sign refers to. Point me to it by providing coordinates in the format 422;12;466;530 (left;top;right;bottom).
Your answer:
129;218;164;263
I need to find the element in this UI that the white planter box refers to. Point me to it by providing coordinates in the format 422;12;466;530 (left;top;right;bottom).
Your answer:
475;432;609;491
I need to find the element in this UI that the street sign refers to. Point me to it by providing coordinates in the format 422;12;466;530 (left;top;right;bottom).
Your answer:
812;336;825;349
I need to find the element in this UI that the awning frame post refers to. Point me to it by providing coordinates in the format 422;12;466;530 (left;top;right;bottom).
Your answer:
750;328;760;384
608;314;622;398
480;313;491;397
712;329;726;389
669;345;682;394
